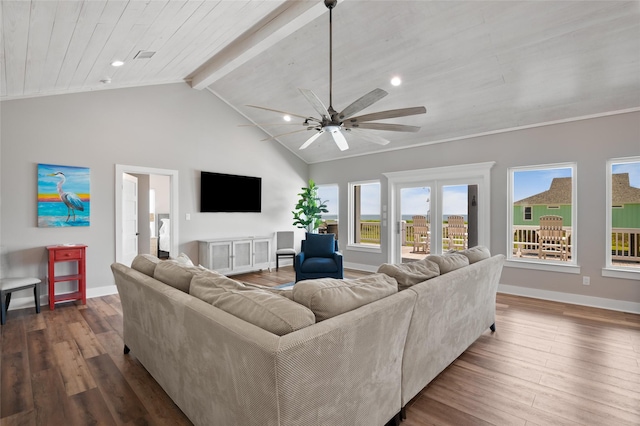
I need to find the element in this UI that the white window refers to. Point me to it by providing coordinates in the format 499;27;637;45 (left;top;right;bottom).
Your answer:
508;163;578;272
348;180;381;251
604;157;640;279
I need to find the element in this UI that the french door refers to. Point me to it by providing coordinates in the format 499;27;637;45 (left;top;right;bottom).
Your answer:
385;162;494;264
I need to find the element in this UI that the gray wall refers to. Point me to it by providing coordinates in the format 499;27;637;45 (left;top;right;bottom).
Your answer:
310;111;640;306
1;83;308;296
2;81;637;308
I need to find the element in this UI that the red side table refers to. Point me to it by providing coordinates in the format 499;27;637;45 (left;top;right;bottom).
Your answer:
46;244;87;310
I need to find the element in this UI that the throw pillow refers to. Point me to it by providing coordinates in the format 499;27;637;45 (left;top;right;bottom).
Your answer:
459;246;491;264
304;233;335;258
293;273;398;321
131;254;161;277
377;258;440;291
426;252;469;274
174;252;195;266
211;290;315;336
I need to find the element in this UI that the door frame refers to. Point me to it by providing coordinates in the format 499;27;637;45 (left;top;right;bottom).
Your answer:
384;162;494;264
115;165;179;263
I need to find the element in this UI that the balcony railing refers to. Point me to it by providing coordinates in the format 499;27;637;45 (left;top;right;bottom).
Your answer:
357;222;640;263
611;228;640;262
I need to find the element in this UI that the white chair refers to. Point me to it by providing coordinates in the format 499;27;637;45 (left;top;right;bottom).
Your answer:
275;231;296;270
1;277;41;325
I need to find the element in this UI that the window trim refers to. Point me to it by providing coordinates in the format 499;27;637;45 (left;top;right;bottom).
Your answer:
506;162;578;271
603;156;640;280
347;179;382;251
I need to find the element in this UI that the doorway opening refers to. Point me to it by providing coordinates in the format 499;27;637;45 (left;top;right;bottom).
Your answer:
115;165;179;265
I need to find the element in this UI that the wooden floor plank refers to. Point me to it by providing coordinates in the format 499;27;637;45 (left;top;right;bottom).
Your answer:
69;387;117;426
85;354;150;424
52;340;97;396
31;368;82;426
1;265;639;425
26;330;56;374
1;351;33;418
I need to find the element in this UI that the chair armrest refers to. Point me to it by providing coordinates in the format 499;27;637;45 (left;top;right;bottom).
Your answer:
295;252;306;268
333;252;344;278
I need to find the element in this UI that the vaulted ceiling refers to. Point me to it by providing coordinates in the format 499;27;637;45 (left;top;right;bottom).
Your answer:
2;0;639;163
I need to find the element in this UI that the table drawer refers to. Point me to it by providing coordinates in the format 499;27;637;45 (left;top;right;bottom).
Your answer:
54;248;83;261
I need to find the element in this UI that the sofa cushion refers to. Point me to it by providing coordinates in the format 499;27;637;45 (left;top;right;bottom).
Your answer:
299;257;339;273
426;252;469;274
189;270;251;303
153;260;203;293
377;258;440;291
211;290;315;336
293;274;398;321
131;254;161;277
459;246;491;264
304;233;335;258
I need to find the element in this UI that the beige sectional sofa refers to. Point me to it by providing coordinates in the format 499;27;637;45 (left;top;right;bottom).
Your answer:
111;247;504;426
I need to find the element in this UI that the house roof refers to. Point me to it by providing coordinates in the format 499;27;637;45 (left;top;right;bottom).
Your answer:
612;173;640;204
514;173;640;205
514;177;572;205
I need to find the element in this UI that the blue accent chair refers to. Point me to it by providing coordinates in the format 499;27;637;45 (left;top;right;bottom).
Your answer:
295;233;343;282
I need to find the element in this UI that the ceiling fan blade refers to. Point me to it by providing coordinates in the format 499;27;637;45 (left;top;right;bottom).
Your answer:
346;128;390;145
261;128;312;142
246;104;315;121
346;106;427;124
338;88;388;120
344;122;421;132
299;130;325;150
299;88;330;118
329;129;349;151
238;122;305;127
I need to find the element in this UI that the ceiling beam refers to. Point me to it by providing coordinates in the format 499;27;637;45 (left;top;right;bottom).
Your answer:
189;0;328;90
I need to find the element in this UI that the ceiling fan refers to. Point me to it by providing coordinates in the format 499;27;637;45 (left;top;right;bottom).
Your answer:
246;0;427;151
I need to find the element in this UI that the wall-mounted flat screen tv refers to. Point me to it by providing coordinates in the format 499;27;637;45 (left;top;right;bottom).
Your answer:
200;171;262;213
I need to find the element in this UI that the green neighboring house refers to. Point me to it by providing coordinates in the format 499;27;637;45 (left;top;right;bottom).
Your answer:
611;173;640;229
513;174;640;228
513;177;572;226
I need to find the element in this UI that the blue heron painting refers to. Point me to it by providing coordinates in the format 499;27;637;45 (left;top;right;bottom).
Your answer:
38;164;90;227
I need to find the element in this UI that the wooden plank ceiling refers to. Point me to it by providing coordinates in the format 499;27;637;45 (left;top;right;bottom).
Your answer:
1;1;639;164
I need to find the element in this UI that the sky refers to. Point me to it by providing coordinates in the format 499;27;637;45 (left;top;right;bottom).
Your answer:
37;163;91;196
513;167;572;202
613;162;640;187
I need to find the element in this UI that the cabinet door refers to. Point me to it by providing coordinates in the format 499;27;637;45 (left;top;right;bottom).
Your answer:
209;242;233;273
253;239;271;269
232;240;252;270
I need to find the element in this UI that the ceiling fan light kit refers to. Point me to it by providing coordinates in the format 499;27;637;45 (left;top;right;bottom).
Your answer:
247;0;426;151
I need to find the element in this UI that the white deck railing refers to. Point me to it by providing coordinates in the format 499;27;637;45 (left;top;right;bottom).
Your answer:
359;222;639;263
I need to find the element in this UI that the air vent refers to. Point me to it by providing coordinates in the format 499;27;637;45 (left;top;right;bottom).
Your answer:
134;50;156;60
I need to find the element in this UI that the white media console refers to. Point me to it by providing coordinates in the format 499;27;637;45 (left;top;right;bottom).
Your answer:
198;236;271;275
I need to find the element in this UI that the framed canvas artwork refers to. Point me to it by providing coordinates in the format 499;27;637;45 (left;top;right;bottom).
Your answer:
38;163;90;227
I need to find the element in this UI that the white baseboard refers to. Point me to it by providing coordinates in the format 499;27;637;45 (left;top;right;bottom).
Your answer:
498;283;640;314
6;285;119;311
344;262;379;273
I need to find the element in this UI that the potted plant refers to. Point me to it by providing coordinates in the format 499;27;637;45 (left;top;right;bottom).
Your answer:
292;179;328;233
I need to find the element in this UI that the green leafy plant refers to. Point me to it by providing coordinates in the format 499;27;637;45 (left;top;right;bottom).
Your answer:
292;179;328;233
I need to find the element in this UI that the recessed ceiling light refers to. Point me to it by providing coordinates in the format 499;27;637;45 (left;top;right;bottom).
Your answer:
391;76;402;86
111;60;125;67
283;115;292;122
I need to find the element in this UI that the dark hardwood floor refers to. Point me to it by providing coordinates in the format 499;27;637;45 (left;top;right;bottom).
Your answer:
2;266;639;425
